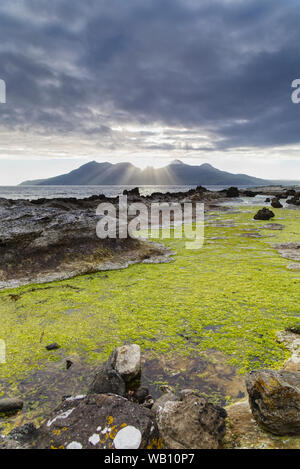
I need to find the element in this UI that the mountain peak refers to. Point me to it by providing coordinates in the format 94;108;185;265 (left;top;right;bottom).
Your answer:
169;159;185;165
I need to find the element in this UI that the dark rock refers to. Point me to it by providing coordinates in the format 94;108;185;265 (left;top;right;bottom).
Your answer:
133;387;149;404
46;343;60;351
253;207;275;220
88;349;126;397
246;369;300;435
271;198;283;208
89;365;126;397
8;423;38;442
66;359;73;370
243;190;257;197
286;324;300;335
286;195;300;206
226;187;239;198
89;344;141;397
265;198;271;203
196;186;208;193
36;393;162;449
153;390;227;449
0;398;23;414
123;187;140;197
0;423;38;449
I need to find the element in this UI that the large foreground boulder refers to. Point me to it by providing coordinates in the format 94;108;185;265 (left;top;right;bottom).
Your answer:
35;393;162;449
246;370;300;435
152;390;227;449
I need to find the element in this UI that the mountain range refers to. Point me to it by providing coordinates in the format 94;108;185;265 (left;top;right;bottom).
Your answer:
20;160;268;186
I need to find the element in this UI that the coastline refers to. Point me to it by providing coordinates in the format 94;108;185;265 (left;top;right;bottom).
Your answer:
0;185;300;447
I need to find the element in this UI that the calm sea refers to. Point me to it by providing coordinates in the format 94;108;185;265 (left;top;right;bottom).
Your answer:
0;184;253;200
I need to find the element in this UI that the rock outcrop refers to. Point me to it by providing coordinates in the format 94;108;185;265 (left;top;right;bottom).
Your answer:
246;369;300;435
0;197;173;289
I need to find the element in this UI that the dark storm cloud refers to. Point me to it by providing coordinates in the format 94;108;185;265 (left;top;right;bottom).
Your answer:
0;0;299;149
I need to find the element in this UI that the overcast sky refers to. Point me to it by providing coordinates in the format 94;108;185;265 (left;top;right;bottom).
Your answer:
0;0;299;184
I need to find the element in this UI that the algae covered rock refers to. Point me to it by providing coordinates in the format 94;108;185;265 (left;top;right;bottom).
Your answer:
153;389;227;449
36;393;162;449
246;369;300;435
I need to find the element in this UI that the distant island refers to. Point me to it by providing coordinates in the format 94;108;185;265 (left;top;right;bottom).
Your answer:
20;160;269;186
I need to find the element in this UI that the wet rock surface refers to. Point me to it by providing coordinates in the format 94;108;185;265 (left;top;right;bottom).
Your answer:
35;393;161;449
261;223;285;230
272;242;300;262
246;369;300;435
0;196;174;289
153;389;227;449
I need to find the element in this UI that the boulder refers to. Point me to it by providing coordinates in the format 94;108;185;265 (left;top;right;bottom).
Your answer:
254;207;275;220
88;350;126;397
153;389;227;449
226;187;239;198
271;198;283;208
114;344;141;383
36;393;162;449
0;398;23;415
89;345;141;396
286;195;300;206
246;369;300;435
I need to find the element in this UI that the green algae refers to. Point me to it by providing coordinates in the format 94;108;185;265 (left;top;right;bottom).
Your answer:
0;206;299;401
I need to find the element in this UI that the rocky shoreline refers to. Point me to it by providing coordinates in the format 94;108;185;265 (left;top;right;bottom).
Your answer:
0;184;300;449
2;337;300;450
1;184;299;289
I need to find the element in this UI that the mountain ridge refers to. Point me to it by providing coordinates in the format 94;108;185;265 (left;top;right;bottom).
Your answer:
20;161;268;186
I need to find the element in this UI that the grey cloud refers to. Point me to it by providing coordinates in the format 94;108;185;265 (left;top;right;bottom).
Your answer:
0;0;299;152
